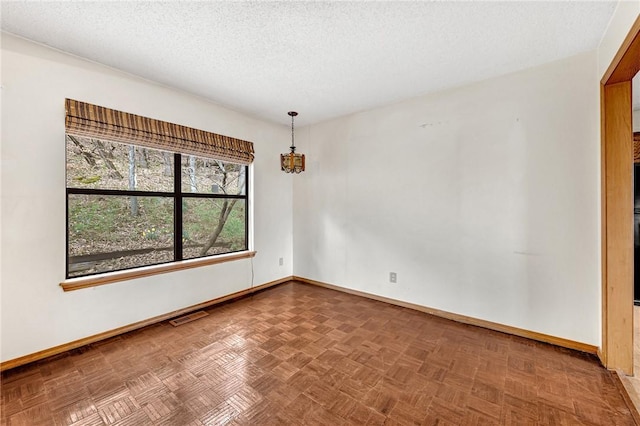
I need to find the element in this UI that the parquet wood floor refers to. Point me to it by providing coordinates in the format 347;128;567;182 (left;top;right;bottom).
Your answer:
1;281;634;425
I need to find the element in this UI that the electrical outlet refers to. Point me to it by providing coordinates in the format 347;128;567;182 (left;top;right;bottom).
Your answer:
279;257;284;266
389;272;397;283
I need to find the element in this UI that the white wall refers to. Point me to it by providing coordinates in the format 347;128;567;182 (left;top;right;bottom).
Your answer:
293;51;601;345
597;0;640;79
0;34;293;362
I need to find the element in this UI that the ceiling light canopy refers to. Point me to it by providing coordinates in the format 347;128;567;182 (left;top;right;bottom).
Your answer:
281;111;305;174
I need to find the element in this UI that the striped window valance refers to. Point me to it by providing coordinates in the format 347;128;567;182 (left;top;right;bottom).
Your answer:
65;99;254;165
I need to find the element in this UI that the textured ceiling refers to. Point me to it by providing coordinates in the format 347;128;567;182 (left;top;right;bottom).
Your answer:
0;1;629;126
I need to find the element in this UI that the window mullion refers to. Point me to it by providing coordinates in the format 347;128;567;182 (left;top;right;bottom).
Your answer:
244;165;249;250
174;153;183;261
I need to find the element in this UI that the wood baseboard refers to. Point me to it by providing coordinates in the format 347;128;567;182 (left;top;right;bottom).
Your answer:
293;276;599;356
2;275;601;372
598;347;606;366
0;276;290;372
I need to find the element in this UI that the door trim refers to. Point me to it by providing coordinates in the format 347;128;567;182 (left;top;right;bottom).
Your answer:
601;15;640;374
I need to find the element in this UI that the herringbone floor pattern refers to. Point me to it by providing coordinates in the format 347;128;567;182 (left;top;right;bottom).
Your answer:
1;282;634;425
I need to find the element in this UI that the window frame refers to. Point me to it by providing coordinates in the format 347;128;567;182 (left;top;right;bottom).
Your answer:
65;149;251;280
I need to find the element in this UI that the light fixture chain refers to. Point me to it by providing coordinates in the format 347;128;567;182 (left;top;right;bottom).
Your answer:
291;113;295;150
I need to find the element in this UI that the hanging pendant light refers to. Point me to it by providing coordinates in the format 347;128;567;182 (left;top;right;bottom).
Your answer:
280;111;305;173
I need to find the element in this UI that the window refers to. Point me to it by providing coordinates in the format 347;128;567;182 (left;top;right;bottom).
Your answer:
65;99;253;279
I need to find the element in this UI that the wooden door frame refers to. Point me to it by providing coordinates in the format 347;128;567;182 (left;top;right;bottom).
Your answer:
601;15;640;375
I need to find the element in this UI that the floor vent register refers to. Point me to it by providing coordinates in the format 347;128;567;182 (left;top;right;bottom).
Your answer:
169;310;209;327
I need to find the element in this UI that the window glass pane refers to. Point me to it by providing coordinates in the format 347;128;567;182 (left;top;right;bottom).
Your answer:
182;198;246;259
68;194;174;277
66;135;174;192
181;156;246;195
